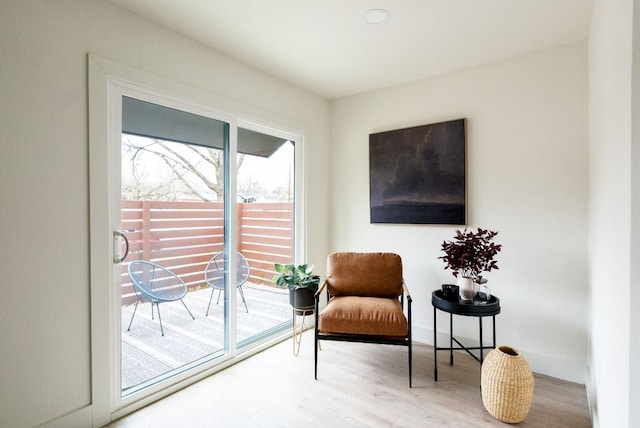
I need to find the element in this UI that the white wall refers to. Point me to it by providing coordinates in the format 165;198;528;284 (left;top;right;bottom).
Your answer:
632;3;640;425
330;43;589;382
0;1;330;427
5;0;637;426
588;0;637;426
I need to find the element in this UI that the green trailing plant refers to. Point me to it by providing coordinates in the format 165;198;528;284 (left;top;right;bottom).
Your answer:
272;263;320;292
438;228;502;279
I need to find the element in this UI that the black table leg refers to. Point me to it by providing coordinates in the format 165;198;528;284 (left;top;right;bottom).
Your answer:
479;316;484;363
433;306;438;381
492;315;496;349
449;313;454;365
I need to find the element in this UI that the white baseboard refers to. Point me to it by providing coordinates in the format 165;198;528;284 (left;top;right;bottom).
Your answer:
412;324;586;384
37;405;93;428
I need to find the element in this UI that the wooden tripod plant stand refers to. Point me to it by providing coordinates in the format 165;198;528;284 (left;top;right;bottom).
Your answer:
292;307;314;356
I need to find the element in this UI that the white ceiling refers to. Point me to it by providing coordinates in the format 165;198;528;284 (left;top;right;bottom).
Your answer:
108;0;594;100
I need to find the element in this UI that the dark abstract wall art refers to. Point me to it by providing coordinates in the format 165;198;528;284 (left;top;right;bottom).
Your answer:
369;118;467;225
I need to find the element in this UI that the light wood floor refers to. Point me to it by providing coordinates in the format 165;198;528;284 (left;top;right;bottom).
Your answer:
107;331;591;427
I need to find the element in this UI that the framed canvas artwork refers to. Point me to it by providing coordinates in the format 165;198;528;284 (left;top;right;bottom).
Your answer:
369;118;467;225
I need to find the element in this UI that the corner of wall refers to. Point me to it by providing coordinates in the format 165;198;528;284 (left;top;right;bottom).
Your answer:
583;363;598;427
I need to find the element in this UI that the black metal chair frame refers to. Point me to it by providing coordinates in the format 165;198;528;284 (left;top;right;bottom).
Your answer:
314;281;413;387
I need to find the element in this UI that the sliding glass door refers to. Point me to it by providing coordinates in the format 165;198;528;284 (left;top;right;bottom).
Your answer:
89;56;306;424
114;96;298;400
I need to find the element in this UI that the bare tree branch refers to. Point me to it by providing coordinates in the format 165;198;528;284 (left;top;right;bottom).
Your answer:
122;136;250;202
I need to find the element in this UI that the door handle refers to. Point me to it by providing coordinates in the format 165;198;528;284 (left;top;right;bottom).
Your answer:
113;230;129;264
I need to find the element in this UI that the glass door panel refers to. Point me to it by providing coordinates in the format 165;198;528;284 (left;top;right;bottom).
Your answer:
119;97;229;396
235;129;296;347
115;96;300;399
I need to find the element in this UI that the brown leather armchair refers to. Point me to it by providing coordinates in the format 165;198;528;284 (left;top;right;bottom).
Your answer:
314;252;413;386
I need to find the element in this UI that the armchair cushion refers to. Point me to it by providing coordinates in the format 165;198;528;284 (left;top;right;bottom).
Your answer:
318;295;408;337
326;252;403;298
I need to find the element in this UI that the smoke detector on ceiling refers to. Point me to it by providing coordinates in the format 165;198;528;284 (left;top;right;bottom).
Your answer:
364;9;390;24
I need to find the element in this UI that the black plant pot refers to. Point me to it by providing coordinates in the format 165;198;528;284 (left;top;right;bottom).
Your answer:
289;287;315;315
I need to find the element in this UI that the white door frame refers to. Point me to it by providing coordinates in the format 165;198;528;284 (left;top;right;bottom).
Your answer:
88;54;308;425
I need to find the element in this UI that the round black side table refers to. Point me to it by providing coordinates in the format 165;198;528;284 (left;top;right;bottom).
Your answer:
432;289;501;381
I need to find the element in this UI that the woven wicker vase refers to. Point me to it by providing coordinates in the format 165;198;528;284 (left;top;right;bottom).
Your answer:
481;345;535;423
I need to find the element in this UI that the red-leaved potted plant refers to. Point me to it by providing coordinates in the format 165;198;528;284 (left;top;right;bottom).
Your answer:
438;228;502;300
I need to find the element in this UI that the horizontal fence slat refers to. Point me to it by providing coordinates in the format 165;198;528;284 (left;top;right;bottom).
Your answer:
240;218;292;228
241;238;292;248
149;247;214;261
121;221;142;231
149;254;213;268
151;210;224;220
149;236;221;250
121;211;143;220
242;202;293;211
241;243;292;256
150;219;222;229
240;210;292;220
240;227;292;238
247;256;294;270
147;201;224;210
122;200;143;209
150;229;224;240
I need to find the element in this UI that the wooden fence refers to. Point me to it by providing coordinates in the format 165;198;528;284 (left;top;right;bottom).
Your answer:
120;200;293;305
